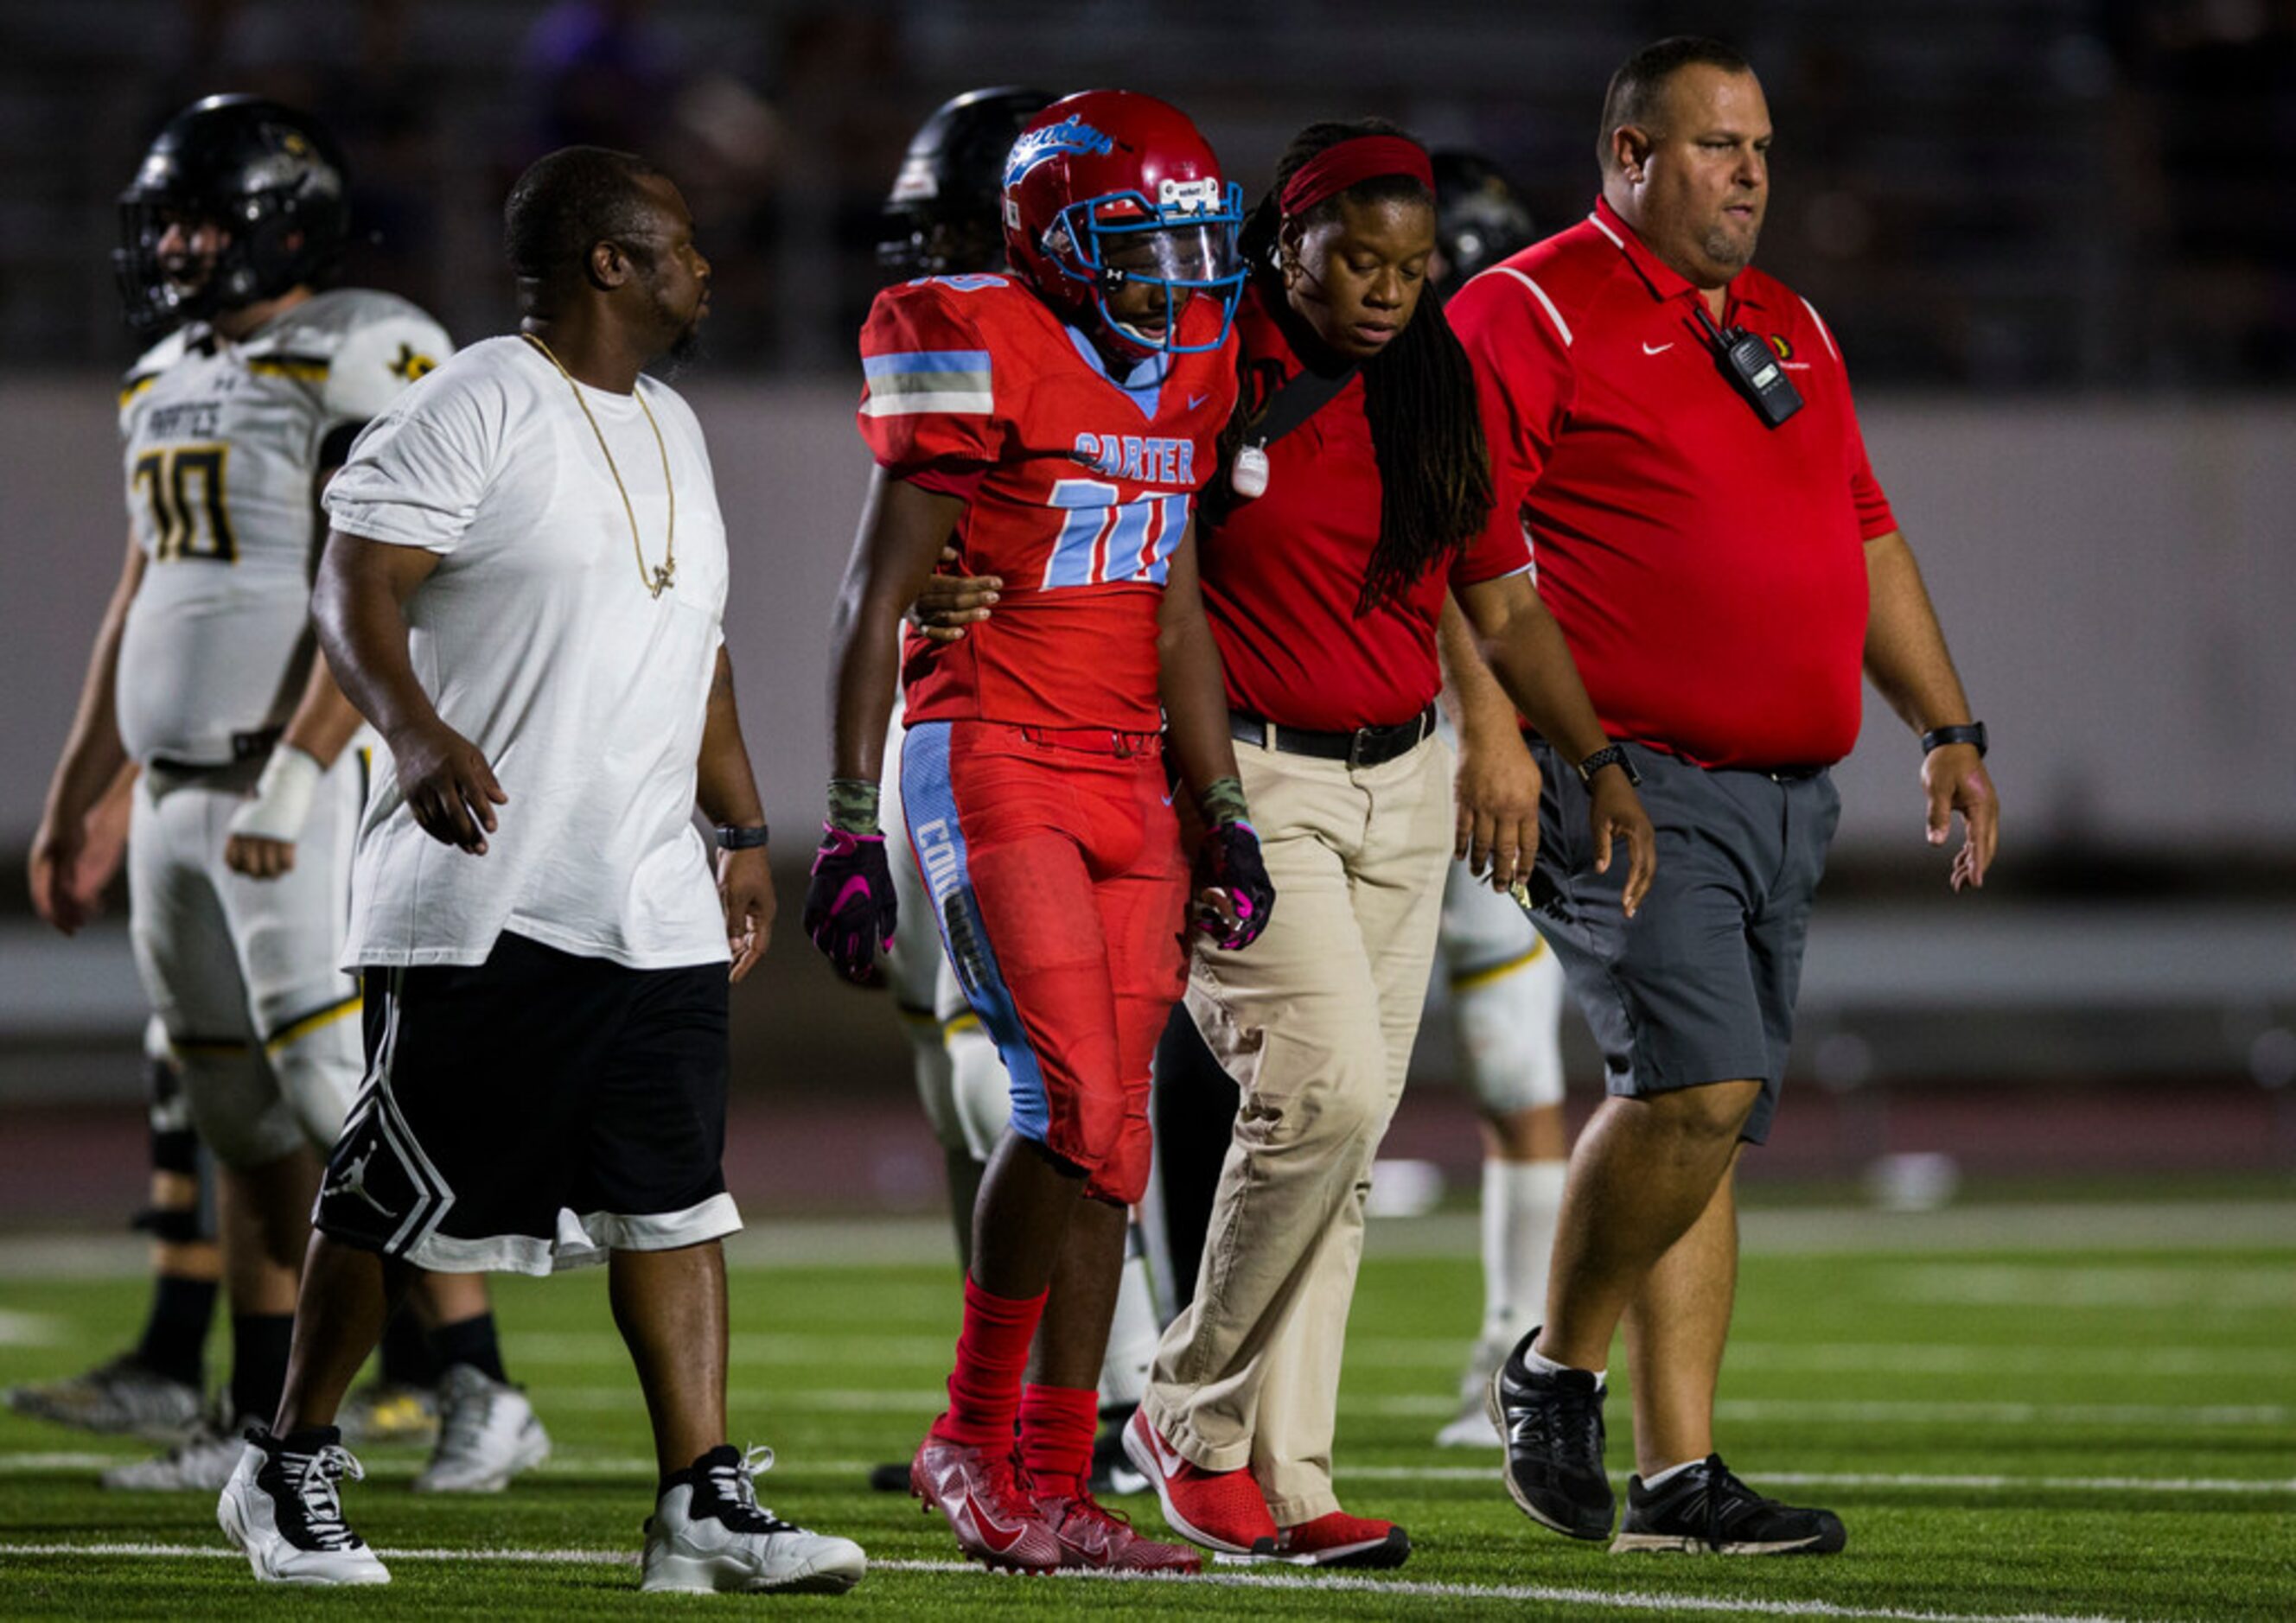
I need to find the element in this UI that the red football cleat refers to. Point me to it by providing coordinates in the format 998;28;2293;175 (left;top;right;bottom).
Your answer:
1119;1408;1276;1556
1274;1509;1412;1568
1033;1477;1202;1572
910;1430;1061;1573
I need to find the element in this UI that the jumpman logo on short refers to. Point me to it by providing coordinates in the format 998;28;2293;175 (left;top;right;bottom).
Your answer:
322;1144;396;1219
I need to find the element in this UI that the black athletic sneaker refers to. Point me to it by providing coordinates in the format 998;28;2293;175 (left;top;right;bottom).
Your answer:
1611;1454;1846;1555
1489;1327;1614;1541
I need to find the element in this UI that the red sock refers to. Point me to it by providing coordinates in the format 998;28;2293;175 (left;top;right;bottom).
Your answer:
934;1277;1048;1449
1018;1383;1098;1493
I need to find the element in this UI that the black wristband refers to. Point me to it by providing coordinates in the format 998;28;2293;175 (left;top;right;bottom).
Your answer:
1576;742;1642;786
715;824;770;850
1919;722;1987;758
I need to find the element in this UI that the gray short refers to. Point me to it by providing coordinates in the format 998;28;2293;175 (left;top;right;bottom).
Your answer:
1523;742;1840;1144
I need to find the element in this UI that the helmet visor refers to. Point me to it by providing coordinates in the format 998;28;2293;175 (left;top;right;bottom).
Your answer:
1094;220;1241;289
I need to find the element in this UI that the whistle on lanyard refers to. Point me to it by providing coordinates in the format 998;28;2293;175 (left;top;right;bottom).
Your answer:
1230;442;1270;499
1693;303;1803;429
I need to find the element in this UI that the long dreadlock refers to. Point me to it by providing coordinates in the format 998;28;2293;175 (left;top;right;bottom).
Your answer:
1209;119;1495;617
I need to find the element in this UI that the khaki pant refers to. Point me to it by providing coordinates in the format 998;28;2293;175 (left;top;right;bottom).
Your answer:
1143;732;1452;1524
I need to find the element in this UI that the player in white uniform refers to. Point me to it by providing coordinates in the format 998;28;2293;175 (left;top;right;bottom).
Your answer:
30;96;544;1493
1427;151;1570;1447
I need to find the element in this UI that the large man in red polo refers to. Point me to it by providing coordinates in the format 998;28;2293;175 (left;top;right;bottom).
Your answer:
1448;36;1999;1555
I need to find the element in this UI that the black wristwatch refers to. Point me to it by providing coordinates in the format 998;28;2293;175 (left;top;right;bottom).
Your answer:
1576;743;1642;786
1919;722;1987;759
715;823;771;850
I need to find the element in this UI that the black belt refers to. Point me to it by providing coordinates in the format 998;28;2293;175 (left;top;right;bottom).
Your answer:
1230;705;1437;770
149;727;283;779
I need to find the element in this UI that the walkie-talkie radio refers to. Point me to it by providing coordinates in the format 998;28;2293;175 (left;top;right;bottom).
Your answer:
1693;303;1802;429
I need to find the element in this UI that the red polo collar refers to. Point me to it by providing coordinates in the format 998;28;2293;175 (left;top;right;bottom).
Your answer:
1589;195;1767;316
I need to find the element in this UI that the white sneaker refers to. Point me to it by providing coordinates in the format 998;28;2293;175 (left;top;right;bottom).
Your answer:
1434;1336;1508;1448
102;1412;262;1490
1435;1398;1503;1448
412;1364;551;1493
641;1444;865;1594
217;1427;390;1585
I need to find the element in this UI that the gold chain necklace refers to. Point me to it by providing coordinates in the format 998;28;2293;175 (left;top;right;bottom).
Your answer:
521;331;676;597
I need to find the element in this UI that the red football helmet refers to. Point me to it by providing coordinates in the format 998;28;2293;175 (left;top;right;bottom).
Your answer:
1001;89;1244;357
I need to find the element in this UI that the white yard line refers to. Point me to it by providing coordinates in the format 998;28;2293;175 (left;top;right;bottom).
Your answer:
1338;1465;2296;1493
6;1449;2287;1498
485;1331;2296;1379
0;1309;63;1346
503;1386;2295;1427
0;1541;2131;1622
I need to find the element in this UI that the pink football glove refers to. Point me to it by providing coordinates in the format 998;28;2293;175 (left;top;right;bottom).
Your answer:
802;824;896;984
1195;821;1275;951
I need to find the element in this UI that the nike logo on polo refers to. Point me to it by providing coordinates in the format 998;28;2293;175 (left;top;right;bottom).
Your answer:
1642;341;1674;355
1188;391;1210;410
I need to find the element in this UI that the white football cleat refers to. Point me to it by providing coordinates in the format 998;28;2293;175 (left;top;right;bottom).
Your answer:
1434;1334;1508;1448
5;1352;203;1441
641;1444;865;1594
411;1364;550;1493
102;1411;262;1490
217;1427;390;1586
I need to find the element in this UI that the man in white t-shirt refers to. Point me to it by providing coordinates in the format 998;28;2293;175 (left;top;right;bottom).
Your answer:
216;146;865;1597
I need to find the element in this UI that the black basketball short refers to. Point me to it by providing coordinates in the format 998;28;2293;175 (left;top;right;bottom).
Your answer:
315;932;737;1274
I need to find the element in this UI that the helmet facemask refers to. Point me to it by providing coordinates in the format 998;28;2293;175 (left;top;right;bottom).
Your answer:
1037;181;1245;358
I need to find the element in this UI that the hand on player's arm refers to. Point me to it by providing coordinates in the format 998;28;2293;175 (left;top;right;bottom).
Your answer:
1438;592;1541;893
808;472;966;983
1457;572;1656;917
907;544;1000;644
1862;527;1998;891
312;530;505;856
696;646;775;981
1158;529;1274;951
32;531;147;933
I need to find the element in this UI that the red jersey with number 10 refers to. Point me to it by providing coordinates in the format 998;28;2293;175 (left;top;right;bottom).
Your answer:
857;274;1238;731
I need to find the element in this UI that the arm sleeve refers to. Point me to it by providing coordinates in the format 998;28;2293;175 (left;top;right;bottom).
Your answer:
1800;299;1899;540
321;309;455;431
1449;352;1538;587
321;377;495;556
1847;421;1897;540
1448;270;1576;575
855;282;1008;480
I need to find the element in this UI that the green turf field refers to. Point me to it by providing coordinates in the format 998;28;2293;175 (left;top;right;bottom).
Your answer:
1;1202;2291;1620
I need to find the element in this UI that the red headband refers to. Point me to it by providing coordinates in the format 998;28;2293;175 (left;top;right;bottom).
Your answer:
1279;135;1436;219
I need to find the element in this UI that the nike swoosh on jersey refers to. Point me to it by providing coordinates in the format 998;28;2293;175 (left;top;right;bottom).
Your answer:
1188;392;1210;410
1642;341;1674;355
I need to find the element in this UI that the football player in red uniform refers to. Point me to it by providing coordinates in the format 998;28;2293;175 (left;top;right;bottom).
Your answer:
810;90;1273;1574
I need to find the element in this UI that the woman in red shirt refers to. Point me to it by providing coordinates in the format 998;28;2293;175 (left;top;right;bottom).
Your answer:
921;120;1654;1566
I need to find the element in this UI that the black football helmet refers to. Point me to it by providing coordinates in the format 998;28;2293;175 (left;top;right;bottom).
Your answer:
877;86;1053;280
1431;150;1535;295
116;95;350;335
